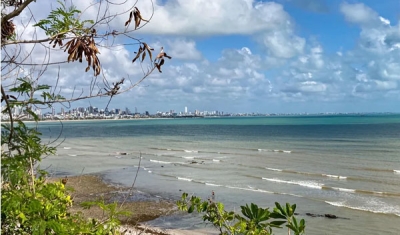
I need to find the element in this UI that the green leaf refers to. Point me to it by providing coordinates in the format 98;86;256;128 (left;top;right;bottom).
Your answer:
270;220;286;227
36;84;51;90
188;205;194;213
181;192;188;200
18;212;27;223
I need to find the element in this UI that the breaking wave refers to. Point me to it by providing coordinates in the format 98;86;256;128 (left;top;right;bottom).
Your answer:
273;149;292;153
322;174;348;179
150;159;172;164
262;177;323;189
264;167;347;180
325;201;400;217
182;156;194;159
177;177;192;182
265;167;282;172
257;149;271;152
205;183;222;187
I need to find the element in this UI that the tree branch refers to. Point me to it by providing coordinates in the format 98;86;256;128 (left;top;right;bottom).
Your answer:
2;0;36;22
1;85;14;146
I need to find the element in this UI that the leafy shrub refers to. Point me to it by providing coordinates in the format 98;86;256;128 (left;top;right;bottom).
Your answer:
177;193;305;235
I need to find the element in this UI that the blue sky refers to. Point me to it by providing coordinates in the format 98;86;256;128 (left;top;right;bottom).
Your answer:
7;0;400;114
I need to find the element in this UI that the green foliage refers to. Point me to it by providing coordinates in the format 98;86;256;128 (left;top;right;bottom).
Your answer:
33;0;94;37
177;193;306;235
6;77;65;118
1;118;129;235
2;173;74;234
1;65;125;235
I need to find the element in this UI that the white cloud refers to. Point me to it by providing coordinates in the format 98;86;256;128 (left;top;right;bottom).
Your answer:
166;38;202;60
379;16;390;25
135;47;272;106
133;0;290;36
2;0;399;113
340;2;379;26
261;29;306;58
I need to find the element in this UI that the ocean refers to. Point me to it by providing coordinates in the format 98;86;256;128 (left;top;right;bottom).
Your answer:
37;114;400;235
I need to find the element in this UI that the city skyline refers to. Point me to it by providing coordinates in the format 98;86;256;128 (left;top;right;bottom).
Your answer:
2;103;397;121
53;105;222;116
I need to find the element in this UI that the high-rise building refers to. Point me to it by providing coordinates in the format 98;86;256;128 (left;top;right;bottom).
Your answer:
88;106;94;114
185;106;188;114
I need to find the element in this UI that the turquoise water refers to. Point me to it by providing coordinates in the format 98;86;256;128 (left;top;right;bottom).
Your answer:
38;115;400;235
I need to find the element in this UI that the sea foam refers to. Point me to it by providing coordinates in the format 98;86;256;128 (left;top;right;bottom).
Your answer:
325;201;400;217
262;178;323;189
177;177;192;181
273;150;292;153
150;159;172;164
323;174;348;179
266;167;282;172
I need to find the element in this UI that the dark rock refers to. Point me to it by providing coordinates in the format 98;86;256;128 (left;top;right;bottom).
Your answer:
325;214;338;219
306;213;317;217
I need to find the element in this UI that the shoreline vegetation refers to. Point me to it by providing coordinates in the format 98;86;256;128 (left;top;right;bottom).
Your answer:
51;175;207;235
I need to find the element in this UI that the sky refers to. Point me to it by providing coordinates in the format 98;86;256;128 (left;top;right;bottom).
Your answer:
3;0;400;114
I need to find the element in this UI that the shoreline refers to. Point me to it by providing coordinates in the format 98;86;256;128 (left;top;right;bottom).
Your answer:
51;174;215;235
19;117;165;123
15;117;207;124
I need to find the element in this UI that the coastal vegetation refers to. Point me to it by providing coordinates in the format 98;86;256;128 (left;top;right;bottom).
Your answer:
177;193;305;235
1;0;305;234
1;0;167;233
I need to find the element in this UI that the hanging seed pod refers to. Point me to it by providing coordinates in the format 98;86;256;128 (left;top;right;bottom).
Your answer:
1;20;15;41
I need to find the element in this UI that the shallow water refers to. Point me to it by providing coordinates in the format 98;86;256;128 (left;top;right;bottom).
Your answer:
38;115;400;235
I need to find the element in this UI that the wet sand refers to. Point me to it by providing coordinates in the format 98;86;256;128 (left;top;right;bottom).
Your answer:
50;174;194;235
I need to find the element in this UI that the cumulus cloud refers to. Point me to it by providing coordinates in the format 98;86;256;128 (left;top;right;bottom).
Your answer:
338;3;400;99
123;47;273;109
2;0;399;113
166;38;202;60
135;0;290;36
340;2;379;26
261;29;306;58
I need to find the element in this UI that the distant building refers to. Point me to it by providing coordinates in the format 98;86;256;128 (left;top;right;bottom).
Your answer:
185;106;188;114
